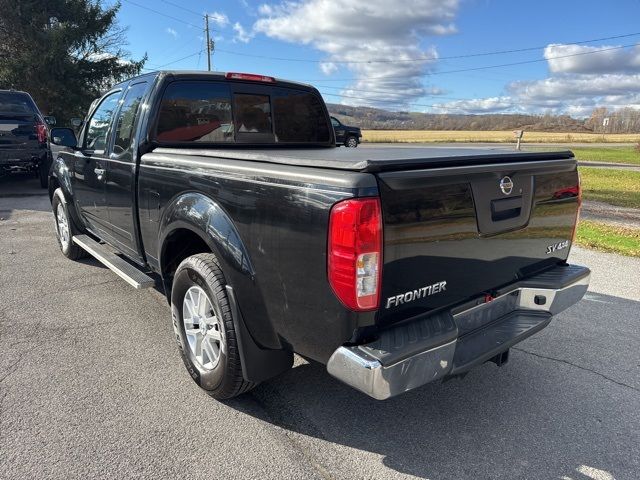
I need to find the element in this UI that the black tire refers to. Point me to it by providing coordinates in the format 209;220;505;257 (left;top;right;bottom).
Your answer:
345;135;358;148
171;253;256;400
52;188;87;260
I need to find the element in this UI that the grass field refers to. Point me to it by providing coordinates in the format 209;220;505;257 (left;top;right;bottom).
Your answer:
362;130;640;144
570;147;640;165
576;221;640;257
579;167;640;209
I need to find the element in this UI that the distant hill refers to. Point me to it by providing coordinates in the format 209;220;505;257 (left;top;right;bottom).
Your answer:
326;103;640;134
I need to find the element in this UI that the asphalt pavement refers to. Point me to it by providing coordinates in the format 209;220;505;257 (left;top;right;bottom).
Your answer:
1;173;639;480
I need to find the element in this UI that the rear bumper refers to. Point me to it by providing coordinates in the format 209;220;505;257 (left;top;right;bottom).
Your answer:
0;148;45;166
327;263;590;400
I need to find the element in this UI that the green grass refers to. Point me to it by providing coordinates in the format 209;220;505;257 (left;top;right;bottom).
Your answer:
579;167;640;209
576;220;640;257
572;147;640;165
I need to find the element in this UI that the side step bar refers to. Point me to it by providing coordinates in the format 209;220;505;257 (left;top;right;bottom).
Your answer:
72;235;155;289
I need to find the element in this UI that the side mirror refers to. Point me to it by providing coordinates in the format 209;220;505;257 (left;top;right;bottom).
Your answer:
44;116;56;126
50;127;78;148
71;118;83;128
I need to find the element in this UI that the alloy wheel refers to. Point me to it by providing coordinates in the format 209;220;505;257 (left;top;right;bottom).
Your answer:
182;285;224;370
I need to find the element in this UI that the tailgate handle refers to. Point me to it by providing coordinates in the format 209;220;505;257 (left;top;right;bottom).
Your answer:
491;196;522;221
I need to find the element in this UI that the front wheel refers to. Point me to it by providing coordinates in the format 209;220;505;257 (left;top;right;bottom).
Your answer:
52;188;87;260
171;253;256;400
345;135;358;148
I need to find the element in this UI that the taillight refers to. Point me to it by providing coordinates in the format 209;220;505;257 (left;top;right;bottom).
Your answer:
328;197;382;311
35;121;47;144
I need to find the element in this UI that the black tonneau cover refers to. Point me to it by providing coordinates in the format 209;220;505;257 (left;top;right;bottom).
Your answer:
153;146;574;173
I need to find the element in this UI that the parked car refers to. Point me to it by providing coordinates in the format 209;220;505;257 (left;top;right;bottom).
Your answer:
0;89;55;187
331;116;362;147
48;71;589;400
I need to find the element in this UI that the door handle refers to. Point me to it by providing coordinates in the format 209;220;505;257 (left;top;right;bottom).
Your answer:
94;168;105;180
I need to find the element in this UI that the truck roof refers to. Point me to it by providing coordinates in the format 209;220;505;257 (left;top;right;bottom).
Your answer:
152;146;575;173
122;70;316;91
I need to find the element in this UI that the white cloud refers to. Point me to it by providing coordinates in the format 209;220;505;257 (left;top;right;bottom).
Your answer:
510;74;640;99
165;27;178;39
545;43;640;74
432;96;516;114
434;44;640;116
253;0;459;108
208;11;229;28
320;62;338;75
233;22;253;43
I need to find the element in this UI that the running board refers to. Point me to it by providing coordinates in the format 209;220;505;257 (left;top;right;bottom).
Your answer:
72;235;155;289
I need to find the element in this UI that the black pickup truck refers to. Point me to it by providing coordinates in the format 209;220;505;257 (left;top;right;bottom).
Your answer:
331;116;362;147
48;71;589;400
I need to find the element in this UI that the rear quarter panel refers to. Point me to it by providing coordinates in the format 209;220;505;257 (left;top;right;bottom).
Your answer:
138;152;378;362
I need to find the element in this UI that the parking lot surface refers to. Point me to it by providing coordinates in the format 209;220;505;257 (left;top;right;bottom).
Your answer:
1;174;639;480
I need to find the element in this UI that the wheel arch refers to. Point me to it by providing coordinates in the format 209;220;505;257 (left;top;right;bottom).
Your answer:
157;192;256;297
158;191;292;383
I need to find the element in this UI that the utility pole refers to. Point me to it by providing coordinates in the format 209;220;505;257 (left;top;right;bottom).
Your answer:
205;14;212;71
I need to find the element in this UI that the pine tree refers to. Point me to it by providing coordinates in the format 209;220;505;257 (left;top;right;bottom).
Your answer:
0;0;146;123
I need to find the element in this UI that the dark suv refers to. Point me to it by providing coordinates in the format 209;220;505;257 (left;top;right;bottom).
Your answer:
330;116;362;147
0;89;54;187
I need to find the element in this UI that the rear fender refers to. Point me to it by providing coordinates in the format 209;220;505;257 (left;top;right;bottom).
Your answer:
158;192;255;280
159;192;292;381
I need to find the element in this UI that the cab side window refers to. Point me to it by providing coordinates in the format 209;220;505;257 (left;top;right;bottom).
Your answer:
113;82;148;155
84;91;121;152
272;89;330;143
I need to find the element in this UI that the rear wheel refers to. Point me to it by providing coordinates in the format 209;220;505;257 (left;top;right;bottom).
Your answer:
345;135;358;148
52;188;87;260
171;253;256;400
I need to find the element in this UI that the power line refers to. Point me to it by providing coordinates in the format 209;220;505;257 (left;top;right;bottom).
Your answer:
145;33;204;66
299;43;640;82
314;84;592;109
142;50;205;71
318;90;638;113
121;0;201;29
159;0;203;17
215;31;640;65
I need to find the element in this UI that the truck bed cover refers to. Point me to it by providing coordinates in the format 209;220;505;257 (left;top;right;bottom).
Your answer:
152;146;574;173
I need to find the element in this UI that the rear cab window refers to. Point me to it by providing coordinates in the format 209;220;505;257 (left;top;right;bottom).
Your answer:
154;79;331;146
157;81;234;143
0;92;38;114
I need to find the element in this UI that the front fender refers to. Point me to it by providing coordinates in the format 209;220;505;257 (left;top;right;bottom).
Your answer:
49;153;85;228
50;154;73;199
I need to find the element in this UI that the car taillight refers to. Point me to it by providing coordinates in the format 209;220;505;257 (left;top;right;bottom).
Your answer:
35;121;47;144
328;197;382;311
571;181;582;242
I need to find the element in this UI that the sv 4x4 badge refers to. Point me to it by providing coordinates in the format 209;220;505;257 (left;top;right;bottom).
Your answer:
546;240;570;255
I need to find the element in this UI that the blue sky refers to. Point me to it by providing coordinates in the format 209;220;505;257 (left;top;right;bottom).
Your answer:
114;0;640;116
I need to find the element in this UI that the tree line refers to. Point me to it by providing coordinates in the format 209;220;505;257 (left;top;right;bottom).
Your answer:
0;0;145;124
328;103;640;134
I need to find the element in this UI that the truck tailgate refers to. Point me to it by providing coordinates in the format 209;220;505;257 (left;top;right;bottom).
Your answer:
376;156;580;325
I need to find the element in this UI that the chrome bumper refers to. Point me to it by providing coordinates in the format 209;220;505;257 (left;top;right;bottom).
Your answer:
327;265;590;400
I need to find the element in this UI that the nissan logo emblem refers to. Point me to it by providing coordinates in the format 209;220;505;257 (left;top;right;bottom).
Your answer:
500;176;514;195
